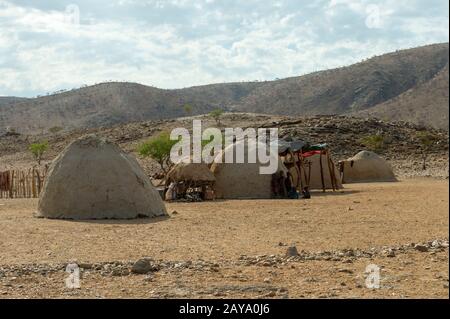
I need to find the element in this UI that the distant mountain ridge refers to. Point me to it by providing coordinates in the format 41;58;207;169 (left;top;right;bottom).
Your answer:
0;43;448;134
0;97;28;107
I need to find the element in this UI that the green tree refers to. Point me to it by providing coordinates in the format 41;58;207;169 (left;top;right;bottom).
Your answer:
137;132;178;174
29;141;49;165
209;108;224;125
360;134;386;152
416;131;438;170
183;104;193;116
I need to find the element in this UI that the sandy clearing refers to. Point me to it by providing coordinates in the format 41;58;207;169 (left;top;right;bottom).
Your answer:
0;179;448;265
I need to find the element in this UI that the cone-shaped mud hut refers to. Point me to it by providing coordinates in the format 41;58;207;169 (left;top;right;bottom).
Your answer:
37;135;167;219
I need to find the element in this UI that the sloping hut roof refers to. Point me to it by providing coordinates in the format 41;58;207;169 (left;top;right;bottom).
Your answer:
167;162;216;183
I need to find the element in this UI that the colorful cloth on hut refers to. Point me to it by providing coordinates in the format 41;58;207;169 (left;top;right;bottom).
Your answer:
301;150;322;157
301;144;328;157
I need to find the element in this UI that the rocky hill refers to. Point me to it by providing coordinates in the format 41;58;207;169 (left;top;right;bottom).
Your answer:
357;63;449;130
236;44;448;120
0;97;28;107
1;113;448;179
0;82;263;134
0;43;448;134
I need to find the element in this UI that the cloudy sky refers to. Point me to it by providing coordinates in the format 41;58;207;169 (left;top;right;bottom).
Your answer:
0;0;448;97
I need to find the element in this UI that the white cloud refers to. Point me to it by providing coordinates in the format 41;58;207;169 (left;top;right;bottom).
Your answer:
0;0;448;97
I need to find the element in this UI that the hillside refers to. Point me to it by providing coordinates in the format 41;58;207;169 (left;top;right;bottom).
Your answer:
356;63;449;130
0;43;448;134
0;82;263;134
0;97;28;107
1;113;448;179
235;43;448;117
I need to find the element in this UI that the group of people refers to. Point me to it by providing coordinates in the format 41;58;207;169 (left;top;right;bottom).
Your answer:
271;171;311;199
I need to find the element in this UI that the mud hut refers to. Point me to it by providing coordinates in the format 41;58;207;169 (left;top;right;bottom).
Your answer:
210;140;287;199
37;135;167;219
339;151;397;183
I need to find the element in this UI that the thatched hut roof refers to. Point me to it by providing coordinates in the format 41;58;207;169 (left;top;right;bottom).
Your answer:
167;162;215;183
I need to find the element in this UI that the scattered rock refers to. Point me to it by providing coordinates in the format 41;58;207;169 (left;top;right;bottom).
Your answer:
385;249;396;258
338;269;354;274
414;244;429;252
79;263;93;270
431;240;441;248
286;246;299;257
131;259;155;274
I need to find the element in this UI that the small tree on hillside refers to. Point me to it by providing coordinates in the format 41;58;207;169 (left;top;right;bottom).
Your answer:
29;141;49;166
416;131;438;170
183;104;193;116
137;132;178;174
209;108;224;126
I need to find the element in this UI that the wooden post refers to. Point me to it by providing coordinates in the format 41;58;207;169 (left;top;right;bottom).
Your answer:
22;171;26;198
36;170;42;195
294;152;303;190
329;157;339;189
319;152;325;192
326;151;336;191
10;170;14;198
32;169;37;198
307;161;312;187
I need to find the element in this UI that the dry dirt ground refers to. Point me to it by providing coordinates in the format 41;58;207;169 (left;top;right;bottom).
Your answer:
0;179;448;299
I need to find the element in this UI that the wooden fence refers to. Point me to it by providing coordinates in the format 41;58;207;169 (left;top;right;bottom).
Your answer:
0;168;47;199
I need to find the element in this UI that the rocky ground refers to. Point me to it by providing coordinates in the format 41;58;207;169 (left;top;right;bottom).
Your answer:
0;179;448;298
1;113;448;178
0;240;448;298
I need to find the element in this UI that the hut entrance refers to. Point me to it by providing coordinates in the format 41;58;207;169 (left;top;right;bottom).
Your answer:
165;162;216;201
